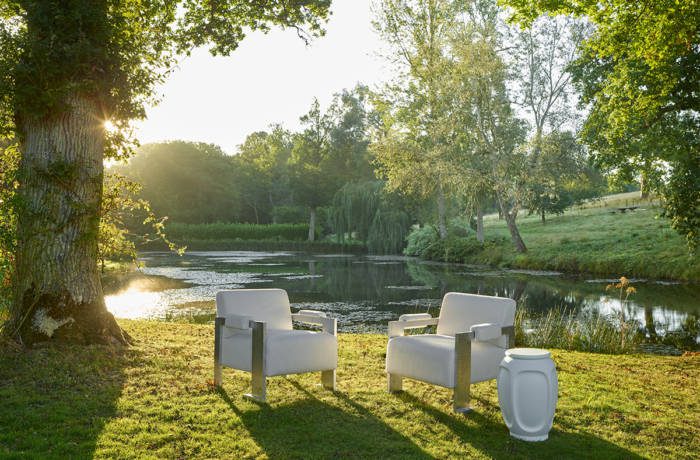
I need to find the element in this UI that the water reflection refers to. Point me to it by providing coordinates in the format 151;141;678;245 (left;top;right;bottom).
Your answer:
103;251;700;336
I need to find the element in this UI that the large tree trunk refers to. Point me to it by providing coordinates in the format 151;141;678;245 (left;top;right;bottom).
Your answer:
308;207;316;242
476;203;484;243
497;196;527;253
8;97;129;346
504;211;527;253
437;188;448;239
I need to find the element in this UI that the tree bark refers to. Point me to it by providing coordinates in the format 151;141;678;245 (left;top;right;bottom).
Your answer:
476;203;484;243
437;188;448;239
541;208;546;224
8;97;130;346
497;196;527;253
308;207;316;242
640;172;649;199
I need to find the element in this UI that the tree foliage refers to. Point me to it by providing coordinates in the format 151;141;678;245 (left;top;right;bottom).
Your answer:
0;0;331;148
115;141;242;224
371;0;465;239
502;0;700;250
330;180;411;254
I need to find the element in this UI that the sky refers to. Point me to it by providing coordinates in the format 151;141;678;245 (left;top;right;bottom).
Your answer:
133;0;390;155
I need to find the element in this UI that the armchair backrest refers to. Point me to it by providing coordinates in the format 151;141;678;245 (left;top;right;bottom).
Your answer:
216;289;293;330
436;292;516;337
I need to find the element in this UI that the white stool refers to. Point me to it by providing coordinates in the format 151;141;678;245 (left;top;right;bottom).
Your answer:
497;348;558;441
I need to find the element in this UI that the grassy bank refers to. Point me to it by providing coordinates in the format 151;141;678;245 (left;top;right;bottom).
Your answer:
1;320;698;458
420;195;699;281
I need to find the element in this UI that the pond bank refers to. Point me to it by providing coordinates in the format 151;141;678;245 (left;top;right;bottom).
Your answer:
411;206;700;282
1;320;697;458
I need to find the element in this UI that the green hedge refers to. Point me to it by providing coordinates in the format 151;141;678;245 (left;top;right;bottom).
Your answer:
139;238;367;254
165;222;311;241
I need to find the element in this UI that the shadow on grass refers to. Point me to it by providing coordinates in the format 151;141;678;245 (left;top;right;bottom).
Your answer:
218;381;433;459
395;392;643;459
0;344;133;458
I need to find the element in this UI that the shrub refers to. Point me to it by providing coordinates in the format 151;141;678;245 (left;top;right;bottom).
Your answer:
272;206;308;224
419;237;483;262
404;226;440;257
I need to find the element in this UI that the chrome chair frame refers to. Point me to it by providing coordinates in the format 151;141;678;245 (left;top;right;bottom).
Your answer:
214;312;337;402
387;316;515;413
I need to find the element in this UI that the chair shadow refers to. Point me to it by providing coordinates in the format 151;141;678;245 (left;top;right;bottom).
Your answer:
218;380;434;459
0;343;134;458
394;391;644;459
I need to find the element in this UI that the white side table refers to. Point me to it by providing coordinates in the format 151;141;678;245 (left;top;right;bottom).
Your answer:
497;348;558;441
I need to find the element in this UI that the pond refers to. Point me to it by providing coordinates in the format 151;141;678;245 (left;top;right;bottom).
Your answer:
103;251;699;336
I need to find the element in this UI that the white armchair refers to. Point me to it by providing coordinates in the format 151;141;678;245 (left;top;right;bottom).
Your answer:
214;289;338;402
385;292;516;413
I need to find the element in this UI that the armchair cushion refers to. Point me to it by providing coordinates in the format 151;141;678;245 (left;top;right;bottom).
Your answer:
216;289;293;331
470;323;501;341
386;334;506;387
437;293;515;348
221;329;337;376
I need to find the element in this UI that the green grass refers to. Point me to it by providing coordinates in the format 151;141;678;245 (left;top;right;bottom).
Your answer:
1;320;698;458
439;194;699;280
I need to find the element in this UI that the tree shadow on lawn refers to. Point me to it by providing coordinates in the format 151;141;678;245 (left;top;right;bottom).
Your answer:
218;380;433;459
0;344;134;458
395;392;643;459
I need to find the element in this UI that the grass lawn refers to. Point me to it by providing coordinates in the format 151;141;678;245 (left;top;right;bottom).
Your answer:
472;194;700;281
1;320;698;459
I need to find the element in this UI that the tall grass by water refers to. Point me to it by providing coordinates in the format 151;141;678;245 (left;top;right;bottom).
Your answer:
515;308;642;354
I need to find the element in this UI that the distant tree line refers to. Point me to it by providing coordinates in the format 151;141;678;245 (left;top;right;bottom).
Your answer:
113;86;418;253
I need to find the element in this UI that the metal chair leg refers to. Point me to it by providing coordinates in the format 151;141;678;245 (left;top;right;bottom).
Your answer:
388;373;403;393
214;317;224;386
321;370;336;391
453;332;472;413
244;321;267;402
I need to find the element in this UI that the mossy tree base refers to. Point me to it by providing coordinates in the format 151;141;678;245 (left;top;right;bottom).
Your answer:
9;289;131;346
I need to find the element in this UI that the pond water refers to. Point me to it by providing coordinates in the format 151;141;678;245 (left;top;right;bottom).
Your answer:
104;251;700;335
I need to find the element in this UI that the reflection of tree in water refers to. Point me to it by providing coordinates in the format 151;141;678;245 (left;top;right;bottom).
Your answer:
404;260;591;314
645;306;657;340
299;257;417;302
141;253;699;339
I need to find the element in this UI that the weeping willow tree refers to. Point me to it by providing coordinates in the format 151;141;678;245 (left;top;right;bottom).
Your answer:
331;180;410;254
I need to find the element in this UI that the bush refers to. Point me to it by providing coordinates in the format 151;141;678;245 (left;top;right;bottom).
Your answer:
404;226;440;257
448;217;476;238
165;222;311;242
272;206;308;224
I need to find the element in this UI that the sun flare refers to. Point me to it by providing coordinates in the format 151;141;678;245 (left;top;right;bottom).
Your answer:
104;120;117;133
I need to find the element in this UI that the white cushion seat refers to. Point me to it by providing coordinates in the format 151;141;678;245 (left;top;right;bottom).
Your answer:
221;329;338;376
385;292;516;413
386;334;506;387
214;288;338;402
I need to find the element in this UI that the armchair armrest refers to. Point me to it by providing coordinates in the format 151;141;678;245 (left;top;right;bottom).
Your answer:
454;324;515;347
388;315;439;338
291;311;337;335
217;314;254;330
469;323;501;341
